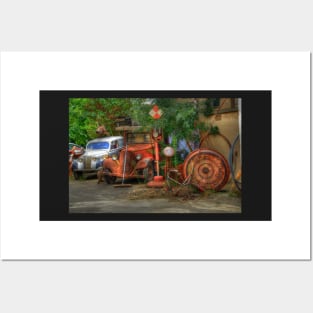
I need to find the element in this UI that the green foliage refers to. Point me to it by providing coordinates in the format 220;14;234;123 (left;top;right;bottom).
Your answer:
69;97;214;151
203;98;218;117
69;98;134;146
128;98;205;143
210;125;220;135
203;99;213;116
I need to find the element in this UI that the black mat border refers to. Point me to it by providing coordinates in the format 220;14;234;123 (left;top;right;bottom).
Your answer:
40;90;271;221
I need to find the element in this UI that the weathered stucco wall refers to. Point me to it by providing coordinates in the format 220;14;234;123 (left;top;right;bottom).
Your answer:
199;110;241;188
199;111;239;160
174;98;241;187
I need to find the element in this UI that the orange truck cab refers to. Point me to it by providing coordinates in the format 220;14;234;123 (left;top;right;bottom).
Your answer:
102;132;156;184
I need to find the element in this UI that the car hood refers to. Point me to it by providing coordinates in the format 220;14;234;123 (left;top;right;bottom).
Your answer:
82;149;109;158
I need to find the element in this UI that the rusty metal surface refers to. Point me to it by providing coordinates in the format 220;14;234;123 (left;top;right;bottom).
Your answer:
146;176;165;188
182;149;230;191
104;147;154;177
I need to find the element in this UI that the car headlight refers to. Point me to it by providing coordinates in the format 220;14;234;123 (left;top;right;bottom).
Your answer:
78;158;83;163
136;154;142;160
112;154;118;161
103;152;109;159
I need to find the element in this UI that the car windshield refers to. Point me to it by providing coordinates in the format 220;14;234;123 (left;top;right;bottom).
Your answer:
87;141;110;150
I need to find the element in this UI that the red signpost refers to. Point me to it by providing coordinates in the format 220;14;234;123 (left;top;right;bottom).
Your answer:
147;105;165;188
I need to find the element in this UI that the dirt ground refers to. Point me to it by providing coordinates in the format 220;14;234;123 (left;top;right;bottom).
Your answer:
69;174;241;214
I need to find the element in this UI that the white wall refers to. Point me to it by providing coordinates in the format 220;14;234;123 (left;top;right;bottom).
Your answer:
0;2;312;313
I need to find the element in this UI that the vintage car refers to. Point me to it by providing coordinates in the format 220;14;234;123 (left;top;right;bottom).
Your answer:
101;132;155;184
72;136;124;179
69;143;84;158
69;143;85;176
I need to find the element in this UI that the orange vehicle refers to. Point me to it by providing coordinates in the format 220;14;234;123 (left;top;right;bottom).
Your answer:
101;130;230;191
101;132;156;184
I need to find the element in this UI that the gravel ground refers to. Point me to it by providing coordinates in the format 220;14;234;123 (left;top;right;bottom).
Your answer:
69;175;241;214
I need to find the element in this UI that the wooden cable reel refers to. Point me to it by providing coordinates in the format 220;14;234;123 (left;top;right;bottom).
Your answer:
182;149;230;191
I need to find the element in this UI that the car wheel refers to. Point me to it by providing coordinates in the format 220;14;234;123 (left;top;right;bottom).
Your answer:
104;169;117;184
73;171;83;180
143;162;154;183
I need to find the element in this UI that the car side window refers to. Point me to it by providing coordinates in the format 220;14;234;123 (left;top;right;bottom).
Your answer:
111;141;117;149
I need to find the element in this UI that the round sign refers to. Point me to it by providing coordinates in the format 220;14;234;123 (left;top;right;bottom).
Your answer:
149;105;163;119
163;146;175;157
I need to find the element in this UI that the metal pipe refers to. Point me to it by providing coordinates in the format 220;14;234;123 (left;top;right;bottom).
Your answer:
154;140;160;176
122;144;128;184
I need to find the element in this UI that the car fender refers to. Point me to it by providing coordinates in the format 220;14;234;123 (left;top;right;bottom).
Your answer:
103;158;120;172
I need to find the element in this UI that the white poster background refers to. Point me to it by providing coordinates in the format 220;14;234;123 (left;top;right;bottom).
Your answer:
0;52;310;260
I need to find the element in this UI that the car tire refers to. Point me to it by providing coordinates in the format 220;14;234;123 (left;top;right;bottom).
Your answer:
143;162;154;183
73;171;83;180
104;169;117;184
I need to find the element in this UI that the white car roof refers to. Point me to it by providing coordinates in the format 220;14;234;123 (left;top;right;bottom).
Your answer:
87;136;124;144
